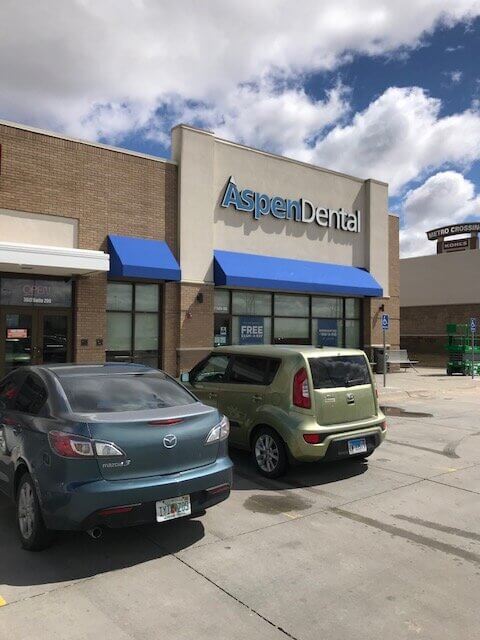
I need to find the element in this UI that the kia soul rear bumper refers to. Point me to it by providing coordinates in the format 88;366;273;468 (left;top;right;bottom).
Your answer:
39;456;233;531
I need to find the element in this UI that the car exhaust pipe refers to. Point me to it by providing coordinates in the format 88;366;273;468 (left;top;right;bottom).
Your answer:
87;527;103;540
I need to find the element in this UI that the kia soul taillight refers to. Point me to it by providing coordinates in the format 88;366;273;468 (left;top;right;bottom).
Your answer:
293;367;311;409
48;431;125;459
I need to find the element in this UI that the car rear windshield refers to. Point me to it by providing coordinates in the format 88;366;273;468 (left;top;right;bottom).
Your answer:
60;372;196;413
308;355;371;389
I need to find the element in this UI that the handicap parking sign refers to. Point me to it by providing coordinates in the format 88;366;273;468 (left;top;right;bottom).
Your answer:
381;313;389;331
470;317;477;333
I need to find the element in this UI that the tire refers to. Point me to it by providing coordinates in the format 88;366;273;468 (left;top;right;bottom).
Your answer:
446;367;452;376
16;473;53;551
252;427;288;478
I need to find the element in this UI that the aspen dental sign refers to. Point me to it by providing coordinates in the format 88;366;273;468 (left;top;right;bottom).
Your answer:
221;177;360;233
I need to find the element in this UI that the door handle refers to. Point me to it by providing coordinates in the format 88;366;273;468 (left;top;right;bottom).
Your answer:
208;392;217;399
252;395;263;402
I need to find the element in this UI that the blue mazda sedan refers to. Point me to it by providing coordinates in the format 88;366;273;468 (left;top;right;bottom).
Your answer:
0;363;233;550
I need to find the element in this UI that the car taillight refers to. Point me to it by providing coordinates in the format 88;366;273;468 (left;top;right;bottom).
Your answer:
380;421;387;431
48;431;94;458
48;431;124;458
149;418;184;426
293;368;311;409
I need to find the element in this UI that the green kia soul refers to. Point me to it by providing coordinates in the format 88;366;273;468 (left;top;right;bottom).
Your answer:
182;345;386;478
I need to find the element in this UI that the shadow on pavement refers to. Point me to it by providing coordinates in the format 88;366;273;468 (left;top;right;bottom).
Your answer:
0;493;205;588
229;448;368;491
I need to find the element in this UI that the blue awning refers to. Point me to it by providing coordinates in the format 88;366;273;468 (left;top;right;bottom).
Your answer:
108;235;181;281
214;250;382;297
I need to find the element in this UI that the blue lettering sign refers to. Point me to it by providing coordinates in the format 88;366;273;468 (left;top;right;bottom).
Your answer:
220;177;360;233
239;316;264;345
317;319;338;347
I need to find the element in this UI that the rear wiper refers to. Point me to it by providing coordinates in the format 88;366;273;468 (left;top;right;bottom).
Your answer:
346;378;364;387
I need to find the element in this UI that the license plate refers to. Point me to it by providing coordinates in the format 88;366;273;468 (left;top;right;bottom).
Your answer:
347;438;367;455
156;495;191;522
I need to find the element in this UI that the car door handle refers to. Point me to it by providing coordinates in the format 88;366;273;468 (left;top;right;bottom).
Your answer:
252;395;263;402
208;392;217;399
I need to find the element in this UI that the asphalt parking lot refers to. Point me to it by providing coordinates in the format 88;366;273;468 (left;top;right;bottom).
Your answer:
1;370;480;640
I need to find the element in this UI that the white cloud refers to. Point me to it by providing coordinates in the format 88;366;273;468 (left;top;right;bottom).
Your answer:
444;70;463;83
172;81;350;156
399;171;480;257
304;87;480;194
1;0;480;142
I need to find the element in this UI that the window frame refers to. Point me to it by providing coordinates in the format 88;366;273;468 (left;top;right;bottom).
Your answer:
214;289;364;349
106;281;163;369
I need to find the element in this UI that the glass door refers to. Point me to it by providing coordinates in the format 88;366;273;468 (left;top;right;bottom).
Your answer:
38;311;72;365
1;310;35;375
0;309;72;376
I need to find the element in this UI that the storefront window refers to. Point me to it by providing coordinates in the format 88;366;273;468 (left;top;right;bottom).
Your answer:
312;296;343;318
274;318;309;344
214;289;363;349
345;319;361;348
107;282;132;311
214;290;230;314
107;313;132;351
274;294;309;317
135;284;159;312
232;316;272;345
214;315;230;346
312;319;344;347
106;283;161;367
0;277;72;307
345;298;361;319
232;291;271;316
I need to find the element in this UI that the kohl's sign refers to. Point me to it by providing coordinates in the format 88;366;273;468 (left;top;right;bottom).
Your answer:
221;176;361;234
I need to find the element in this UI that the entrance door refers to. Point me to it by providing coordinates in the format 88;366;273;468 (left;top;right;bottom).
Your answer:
0;309;72;376
38;311;72;366
1;311;35;374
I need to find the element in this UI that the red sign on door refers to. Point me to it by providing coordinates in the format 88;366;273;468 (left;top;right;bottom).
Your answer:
6;329;28;339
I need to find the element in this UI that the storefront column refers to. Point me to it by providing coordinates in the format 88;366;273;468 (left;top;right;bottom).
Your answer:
75;273;107;363
363;214;400;359
162;281;180;375
177;282;214;374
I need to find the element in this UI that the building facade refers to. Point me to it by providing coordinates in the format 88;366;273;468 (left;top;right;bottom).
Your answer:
401;243;480;365
0;121;399;377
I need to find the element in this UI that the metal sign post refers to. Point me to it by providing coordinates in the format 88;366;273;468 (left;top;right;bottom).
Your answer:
381;313;389;388
470;318;477;379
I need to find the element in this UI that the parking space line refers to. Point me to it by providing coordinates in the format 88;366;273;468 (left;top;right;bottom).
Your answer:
0;596;6;607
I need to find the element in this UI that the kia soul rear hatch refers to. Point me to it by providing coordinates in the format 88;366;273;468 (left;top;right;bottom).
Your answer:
59;370;220;480
308;354;377;427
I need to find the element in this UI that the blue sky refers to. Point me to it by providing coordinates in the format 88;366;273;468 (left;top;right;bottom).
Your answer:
1;1;480;256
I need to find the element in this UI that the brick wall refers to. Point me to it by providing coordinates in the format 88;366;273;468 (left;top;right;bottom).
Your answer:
0;123;178;372
177;283;214;372
401;303;480;366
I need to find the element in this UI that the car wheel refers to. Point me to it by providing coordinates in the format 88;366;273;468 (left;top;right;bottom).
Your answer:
252;427;288;478
16;473;53;551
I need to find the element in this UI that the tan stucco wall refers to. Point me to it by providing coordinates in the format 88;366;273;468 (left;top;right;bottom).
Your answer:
400;251;480;307
172;125;390;296
0;208;78;247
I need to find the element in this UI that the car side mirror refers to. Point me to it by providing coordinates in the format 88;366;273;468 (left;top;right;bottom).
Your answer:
180;372;190;384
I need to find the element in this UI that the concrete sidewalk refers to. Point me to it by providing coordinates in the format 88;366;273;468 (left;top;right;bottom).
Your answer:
376;366;480;402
